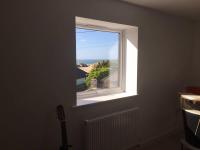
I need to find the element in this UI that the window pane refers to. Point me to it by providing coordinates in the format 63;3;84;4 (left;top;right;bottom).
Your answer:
76;27;120;94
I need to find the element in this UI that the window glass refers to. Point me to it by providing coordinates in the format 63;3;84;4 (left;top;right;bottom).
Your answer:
76;27;120;94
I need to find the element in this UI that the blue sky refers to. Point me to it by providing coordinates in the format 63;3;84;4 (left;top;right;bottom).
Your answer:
76;28;119;60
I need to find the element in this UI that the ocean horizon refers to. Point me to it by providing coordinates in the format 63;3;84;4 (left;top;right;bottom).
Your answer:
77;59;109;65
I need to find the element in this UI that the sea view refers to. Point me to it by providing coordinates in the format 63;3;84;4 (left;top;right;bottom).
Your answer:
77;59;109;65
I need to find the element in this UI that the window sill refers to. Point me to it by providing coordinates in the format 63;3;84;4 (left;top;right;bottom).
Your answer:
76;92;137;106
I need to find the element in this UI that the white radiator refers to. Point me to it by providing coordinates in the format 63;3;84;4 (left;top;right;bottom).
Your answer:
84;108;140;150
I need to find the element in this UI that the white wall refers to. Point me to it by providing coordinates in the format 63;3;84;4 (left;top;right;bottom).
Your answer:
1;0;195;150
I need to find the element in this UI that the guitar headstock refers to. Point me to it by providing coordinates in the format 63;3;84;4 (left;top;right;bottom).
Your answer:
57;105;65;121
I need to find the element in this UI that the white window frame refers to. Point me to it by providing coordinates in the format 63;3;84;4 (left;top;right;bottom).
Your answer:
75;17;138;105
76;24;125;100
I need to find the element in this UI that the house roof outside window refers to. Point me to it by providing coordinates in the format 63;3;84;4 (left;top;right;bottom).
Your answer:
76;68;87;79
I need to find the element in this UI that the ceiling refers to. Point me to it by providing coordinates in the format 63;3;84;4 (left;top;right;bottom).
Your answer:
123;0;200;21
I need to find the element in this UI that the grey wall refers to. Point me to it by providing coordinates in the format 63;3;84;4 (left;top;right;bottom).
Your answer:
191;22;200;85
1;0;195;150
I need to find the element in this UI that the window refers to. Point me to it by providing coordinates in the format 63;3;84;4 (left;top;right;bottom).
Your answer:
75;17;138;105
76;26;122;98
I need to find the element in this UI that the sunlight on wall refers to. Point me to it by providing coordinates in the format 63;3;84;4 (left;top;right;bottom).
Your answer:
125;29;138;95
